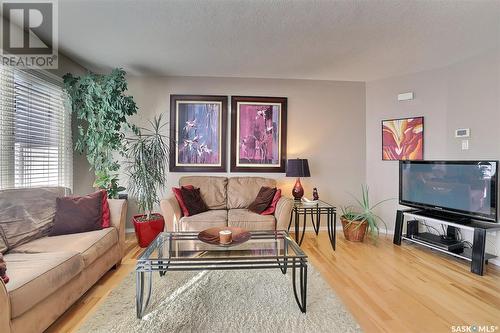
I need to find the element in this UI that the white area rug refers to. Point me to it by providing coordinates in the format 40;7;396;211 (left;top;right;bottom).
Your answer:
78;266;361;332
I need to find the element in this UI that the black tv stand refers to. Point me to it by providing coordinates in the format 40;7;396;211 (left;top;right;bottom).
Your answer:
394;209;500;275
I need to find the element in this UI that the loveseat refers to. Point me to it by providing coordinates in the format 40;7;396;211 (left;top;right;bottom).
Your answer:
0;187;127;333
160;176;293;232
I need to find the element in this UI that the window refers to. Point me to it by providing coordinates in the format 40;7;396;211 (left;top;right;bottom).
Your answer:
0;65;72;190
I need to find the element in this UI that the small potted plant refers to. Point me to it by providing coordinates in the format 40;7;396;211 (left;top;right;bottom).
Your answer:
126;115;169;247
340;185;389;242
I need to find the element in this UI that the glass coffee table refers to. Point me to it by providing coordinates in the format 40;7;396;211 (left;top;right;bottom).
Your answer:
136;230;308;318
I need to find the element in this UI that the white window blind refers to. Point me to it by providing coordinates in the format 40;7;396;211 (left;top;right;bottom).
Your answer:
0;65;72;190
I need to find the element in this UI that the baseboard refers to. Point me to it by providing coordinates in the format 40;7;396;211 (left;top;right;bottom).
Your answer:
487;258;500;266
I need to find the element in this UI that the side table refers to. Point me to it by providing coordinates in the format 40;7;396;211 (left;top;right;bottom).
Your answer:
287;200;337;250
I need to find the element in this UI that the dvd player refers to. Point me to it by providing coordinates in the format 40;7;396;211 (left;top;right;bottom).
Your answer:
411;232;464;252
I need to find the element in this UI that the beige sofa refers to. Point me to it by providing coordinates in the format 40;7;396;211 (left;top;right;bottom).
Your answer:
0;189;127;333
160;176;293;232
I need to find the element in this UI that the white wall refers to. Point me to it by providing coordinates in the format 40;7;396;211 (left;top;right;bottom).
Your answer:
100;76;366;228
366;48;500;258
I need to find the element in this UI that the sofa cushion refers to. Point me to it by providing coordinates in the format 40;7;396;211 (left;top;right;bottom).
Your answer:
228;209;276;231
227;177;277;209
0;187;69;249
4;251;83;318
177;210;227;232
10;228;118;268
179;176;227;210
50;191;103;236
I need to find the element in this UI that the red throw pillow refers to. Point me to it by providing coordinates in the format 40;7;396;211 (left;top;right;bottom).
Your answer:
261;189;282;215
50;191;103;236
101;190;111;228
172;185;194;216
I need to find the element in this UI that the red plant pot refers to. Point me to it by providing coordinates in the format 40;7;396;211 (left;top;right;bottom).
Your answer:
133;213;165;248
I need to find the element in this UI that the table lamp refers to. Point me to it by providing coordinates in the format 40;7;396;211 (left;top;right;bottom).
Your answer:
286;159;311;201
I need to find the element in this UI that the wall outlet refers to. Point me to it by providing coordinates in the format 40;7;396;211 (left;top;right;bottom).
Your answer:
461;140;469;150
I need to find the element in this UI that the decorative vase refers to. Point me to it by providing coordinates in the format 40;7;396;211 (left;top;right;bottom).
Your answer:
292;177;304;200
133;213;165;248
341;217;368;242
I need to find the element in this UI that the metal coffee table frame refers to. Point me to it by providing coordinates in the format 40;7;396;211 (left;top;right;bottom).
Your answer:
288;200;337;250
136;230;308;318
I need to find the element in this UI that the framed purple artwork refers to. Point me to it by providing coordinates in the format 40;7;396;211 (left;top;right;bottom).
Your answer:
230;96;287;173
169;95;227;172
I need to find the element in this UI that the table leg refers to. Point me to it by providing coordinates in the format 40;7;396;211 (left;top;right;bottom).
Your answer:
333;211;337;251
326;209;336;251
299;210;307;245
279;236;288;274
316;209;321;235
136;270;152;319
291;257;307;313
327;210;333;245
310;209;320;235
294;210;299;243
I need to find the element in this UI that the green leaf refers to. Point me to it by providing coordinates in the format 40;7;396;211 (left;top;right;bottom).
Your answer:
64;68;137;193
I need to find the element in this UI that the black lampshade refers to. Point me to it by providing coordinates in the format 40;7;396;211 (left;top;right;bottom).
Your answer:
286;159;311;177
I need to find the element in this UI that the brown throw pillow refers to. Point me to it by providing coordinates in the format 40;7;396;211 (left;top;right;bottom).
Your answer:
0;253;8;284
50;191;103;236
180;187;209;216
248;187;277;214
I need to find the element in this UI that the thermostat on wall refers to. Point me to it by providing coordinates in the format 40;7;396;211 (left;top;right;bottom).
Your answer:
455;128;470;138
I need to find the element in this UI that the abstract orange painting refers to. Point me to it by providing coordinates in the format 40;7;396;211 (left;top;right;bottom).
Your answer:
382;117;423;160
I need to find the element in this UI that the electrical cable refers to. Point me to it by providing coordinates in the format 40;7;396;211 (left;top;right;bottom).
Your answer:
422;220;442;236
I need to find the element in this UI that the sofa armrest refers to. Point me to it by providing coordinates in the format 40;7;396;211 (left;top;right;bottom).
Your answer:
108;199;128;258
0;279;11;333
274;197;293;230
160;197;181;232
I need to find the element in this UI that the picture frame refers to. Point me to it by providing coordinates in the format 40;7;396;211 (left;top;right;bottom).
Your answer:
381;116;424;161
230;96;287;173
169;95;228;172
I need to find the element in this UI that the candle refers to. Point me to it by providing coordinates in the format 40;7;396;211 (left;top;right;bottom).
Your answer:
219;230;232;244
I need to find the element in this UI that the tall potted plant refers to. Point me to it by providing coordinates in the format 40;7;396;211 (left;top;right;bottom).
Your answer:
126;115;169;247
340;185;389;242
63;68;138;198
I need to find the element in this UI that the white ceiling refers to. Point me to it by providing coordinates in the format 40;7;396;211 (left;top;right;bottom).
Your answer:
57;0;500;81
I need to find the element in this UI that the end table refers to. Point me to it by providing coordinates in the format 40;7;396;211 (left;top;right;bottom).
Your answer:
288;200;337;250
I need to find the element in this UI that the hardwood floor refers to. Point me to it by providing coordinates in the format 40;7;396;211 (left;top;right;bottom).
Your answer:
47;232;500;333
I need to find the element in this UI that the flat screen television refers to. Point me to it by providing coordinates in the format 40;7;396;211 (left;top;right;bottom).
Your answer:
399;160;498;222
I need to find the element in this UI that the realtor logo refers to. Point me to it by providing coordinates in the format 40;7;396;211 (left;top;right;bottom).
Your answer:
1;0;58;68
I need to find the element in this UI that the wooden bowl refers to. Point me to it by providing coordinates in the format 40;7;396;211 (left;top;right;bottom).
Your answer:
198;227;251;247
